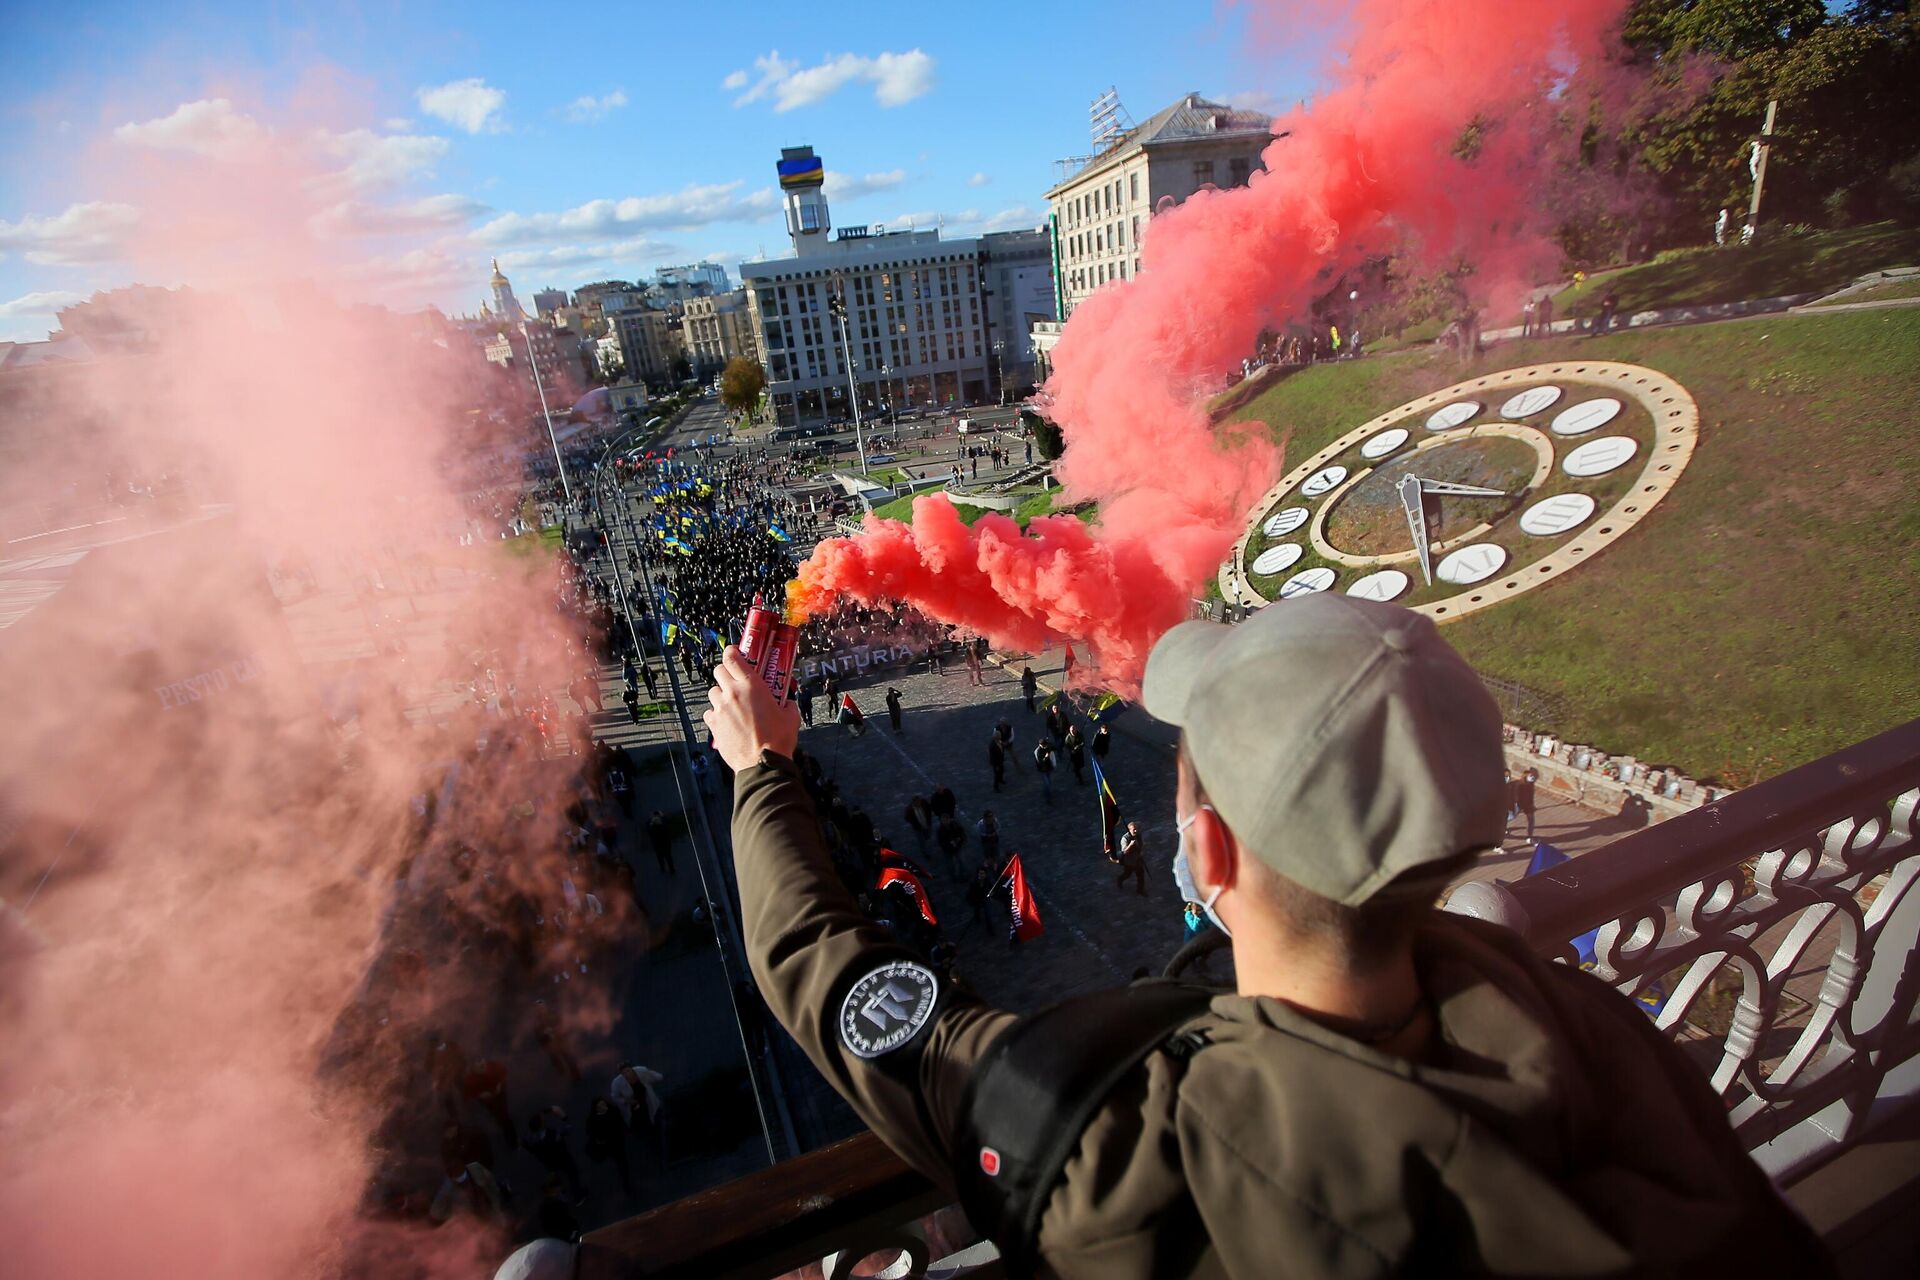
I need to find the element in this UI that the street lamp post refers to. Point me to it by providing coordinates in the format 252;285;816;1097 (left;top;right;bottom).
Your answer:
881;363;893;427
827;290;868;476
993;340;1007;405
521;322;574;511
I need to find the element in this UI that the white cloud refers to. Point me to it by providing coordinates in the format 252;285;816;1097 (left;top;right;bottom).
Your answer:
728;48;935;112
313;193;490;238
0;202;142;266
887;204;1044;236
496;236;677;275
315;128;449;192
968;172;991;187
113;98;265;157
473;182;778;244
564;90;628;123
383;116;413;131
416;78;507;134
0;289;88;319
824;169;907;200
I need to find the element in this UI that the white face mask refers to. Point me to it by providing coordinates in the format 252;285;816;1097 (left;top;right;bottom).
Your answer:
1173;805;1231;938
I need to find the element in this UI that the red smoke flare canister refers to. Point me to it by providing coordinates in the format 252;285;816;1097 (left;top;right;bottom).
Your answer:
739;593;799;705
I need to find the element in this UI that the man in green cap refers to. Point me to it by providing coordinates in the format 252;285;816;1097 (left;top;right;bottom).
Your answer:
704;595;1829;1277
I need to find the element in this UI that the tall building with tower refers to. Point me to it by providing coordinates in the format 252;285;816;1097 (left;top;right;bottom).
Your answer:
777;146;833;258
741;145;1052;422
489;258;526;324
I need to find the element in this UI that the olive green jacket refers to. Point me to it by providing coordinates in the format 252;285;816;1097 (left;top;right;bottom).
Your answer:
733;756;1830;1278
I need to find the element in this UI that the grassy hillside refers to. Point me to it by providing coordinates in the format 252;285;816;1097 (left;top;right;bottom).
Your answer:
1223;308;1920;785
1549;222;1920;320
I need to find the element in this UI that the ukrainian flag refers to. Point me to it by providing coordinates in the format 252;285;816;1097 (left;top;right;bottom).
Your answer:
768;524;791;543
778;153;825;189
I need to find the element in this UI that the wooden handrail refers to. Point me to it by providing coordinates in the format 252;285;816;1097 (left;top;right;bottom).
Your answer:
576;1132;945;1280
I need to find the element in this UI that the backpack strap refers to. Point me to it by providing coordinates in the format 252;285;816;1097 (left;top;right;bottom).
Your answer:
952;980;1217;1278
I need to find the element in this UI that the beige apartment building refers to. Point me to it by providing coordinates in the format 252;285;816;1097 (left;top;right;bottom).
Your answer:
681;290;760;378
1032;93;1273;375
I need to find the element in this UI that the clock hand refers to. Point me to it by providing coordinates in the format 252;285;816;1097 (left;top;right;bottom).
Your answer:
1415;479;1508;498
1397;474;1433;586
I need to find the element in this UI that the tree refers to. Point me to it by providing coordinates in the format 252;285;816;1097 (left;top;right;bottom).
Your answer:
1020;408;1065;462
719;357;767;417
1614;0;1920;233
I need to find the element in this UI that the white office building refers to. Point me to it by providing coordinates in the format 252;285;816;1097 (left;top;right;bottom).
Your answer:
740;146;999;424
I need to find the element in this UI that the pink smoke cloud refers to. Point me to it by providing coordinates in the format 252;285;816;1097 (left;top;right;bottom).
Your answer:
0;87;607;1278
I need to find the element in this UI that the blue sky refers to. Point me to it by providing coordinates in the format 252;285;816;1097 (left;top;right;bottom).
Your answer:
0;0;1325;341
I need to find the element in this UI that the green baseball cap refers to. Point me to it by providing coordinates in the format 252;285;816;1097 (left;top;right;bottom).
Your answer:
1142;595;1505;906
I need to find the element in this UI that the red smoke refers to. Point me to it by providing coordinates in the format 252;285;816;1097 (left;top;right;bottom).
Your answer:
0;90;604;1277
792;0;1630;690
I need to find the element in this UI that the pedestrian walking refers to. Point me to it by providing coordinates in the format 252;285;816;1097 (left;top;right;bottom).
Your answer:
988;733;1007;791
937;815;968;879
995;717;1019;770
623;684;641;723
1592;288;1619;337
1021;665;1038;712
1510;768;1539;843
798;680;816;727
1032;739;1055;802
647;810;677;875
965;645;984;687
1064;724;1087;784
1091;723;1112;762
532;997;584;1084
689;749;714;800
930;784;957;825
1114;820;1148;896
903;794;934;857
976;810;1001;869
886;686;904;734
1046;698;1068;747
1521;298;1536;338
584;1095;635;1201
524;1105;584;1202
611;1060;667;1166
927;643;944;677
838;692;867;737
966;862;993;933
461;1059;516;1146
1538;293;1554;333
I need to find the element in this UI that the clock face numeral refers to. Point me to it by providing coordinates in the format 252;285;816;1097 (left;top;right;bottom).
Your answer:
1500;385;1562;418
1360;427;1409;459
1519;492;1597;536
1550;397;1622;436
1279;567;1337;598
1425;401;1479;432
1250;543;1304;576
1301;465;1348;496
1262;507;1309;537
1562;435;1639;477
1346;569;1410;602
1435;543;1508;585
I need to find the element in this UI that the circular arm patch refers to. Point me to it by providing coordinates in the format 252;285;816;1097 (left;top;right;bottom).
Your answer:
838;960;941;1060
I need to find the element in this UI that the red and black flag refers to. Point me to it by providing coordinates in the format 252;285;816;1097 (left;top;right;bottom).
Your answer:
1000;854;1045;942
876;865;938;926
1092;757;1120;858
